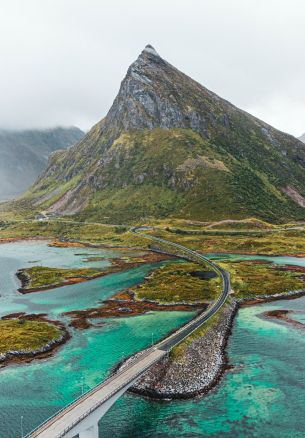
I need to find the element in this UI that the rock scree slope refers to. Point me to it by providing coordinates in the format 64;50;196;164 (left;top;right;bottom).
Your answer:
23;45;305;223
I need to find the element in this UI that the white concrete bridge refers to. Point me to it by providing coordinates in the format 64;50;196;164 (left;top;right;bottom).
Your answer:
26;227;230;438
28;347;165;438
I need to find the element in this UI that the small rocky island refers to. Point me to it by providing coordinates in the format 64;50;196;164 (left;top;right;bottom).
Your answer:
118;258;305;399
9;234;305;397
16;266;104;293
0;314;69;367
264;309;305;329
16;250;171;294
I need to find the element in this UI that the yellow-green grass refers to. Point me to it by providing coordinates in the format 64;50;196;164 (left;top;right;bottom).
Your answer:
170;306;222;361
1;218;305;255
19;266;103;290
220;260;305;299
0;220;147;248
147;226;305;256
154;217;278;232
134;262;221;304
170;258;305;360
0;319;62;354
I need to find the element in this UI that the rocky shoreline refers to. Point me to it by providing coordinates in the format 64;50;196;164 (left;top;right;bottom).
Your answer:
16;251;172;294
65;294;202;329
0;237;49;245
16;268;104;294
264;308;305;329
239;288;305;306
201;250;305;258
128;299;238;399
0;314;70;367
6;236;305;397
122;288;305;400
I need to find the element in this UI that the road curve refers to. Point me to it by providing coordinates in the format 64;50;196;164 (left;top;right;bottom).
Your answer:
131;226;231;351
27;226;230;438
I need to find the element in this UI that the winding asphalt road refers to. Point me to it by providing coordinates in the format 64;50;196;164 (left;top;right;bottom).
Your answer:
27;225;231;438
131;226;231;351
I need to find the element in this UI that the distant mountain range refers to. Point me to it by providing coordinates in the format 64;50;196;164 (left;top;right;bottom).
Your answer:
0;127;84;201
16;45;305;223
299;134;305;143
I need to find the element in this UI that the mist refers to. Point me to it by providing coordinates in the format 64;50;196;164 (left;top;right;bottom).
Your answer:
0;0;305;136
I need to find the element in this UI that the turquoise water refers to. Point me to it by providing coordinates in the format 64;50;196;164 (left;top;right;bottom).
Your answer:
100;297;305;437
0;241;195;437
287;311;305;324
209;252;305;267
1;242;305;437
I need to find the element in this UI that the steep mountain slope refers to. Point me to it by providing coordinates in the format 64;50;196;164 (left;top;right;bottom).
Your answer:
299;133;305;143
23;45;305;223
0;127;84;200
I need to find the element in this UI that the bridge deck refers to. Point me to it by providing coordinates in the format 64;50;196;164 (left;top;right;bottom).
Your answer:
28;227;230;437
30;349;165;437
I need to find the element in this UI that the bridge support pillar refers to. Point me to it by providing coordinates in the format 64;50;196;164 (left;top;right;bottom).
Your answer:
43;353;166;438
79;423;99;437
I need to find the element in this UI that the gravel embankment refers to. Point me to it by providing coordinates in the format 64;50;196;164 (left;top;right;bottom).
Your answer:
127;288;305;399
130;299;238;399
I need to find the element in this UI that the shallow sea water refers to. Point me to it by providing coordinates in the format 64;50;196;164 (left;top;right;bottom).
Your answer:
0;242;304;437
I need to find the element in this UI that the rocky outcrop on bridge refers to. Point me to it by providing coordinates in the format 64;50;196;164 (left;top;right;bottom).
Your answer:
130;299;238;399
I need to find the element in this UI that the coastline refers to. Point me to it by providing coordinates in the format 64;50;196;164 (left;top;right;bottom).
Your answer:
127;288;305;400
16;251;173;294
201;250;305;258
0;314;70;368
0;237;50;245
263;308;305;329
65;294;203;329
2;235;305;258
4;236;305;397
16;268;107;294
129;299;238;399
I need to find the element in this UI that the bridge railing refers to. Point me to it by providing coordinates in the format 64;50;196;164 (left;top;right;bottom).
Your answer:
27;349;165;438
135;227;224;289
132;227;228;351
25;344;155;437
26;226;229;438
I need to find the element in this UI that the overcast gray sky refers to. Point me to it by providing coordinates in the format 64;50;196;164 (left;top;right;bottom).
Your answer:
0;0;304;136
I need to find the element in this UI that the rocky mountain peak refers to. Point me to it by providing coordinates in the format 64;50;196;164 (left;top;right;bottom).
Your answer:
26;46;305;224
127;44;166;79
142;44;160;57
102;45;215;141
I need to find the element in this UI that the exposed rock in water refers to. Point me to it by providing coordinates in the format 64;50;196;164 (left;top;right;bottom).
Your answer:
264;309;305;329
127;289;305;400
130;299;238;399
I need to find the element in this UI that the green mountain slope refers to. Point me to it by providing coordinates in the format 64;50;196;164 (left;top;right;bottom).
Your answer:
20;45;305;223
0;127;84;200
